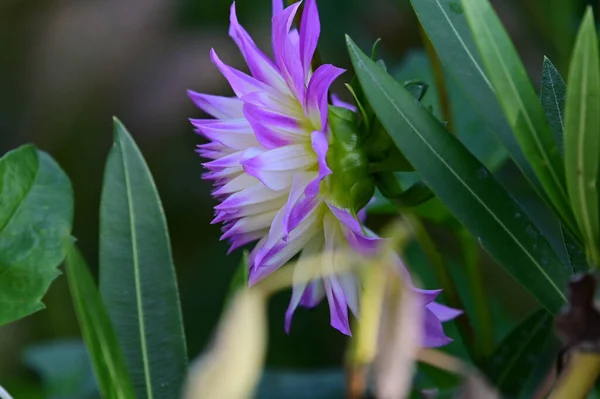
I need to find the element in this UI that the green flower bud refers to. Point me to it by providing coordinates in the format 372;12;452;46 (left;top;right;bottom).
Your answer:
326;105;375;212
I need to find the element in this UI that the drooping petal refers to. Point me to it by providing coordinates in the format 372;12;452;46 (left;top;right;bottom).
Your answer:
299;0;320;82
229;3;288;93
243;103;306;148
284;235;323;333
188;91;244;119
326;202;380;254
421;308;454;348
322;212;352;335
299;279;326;308
283;173;319;236
324;276;352;335
251;206;322;283
211;49;274;98
221;209;279;240
304;131;332;197
305;64;345;130
338;274;360;318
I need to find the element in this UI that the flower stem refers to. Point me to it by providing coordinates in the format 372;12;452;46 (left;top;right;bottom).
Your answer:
418;24;454;134
403;213;480;362
549;351;600;399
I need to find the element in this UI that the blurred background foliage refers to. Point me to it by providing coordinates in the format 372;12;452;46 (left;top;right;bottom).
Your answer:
0;0;595;396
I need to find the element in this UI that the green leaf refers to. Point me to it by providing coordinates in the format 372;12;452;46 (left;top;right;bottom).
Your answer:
460;0;576;234
540;57;566;156
347;37;570;313
393;50;507;172
99;118;187;399
564;8;600;265
484;309;559;398
63;240;136;399
0;145;73;326
23;339;97;399
409;0;530;179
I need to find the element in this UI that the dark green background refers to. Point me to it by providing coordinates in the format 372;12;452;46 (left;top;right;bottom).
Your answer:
0;0;593;396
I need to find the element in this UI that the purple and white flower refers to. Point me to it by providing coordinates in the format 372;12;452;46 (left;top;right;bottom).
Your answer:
189;0;460;345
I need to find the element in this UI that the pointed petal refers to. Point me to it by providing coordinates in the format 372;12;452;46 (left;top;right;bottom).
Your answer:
192;119;259;150
422;308;453;348
331;93;357;112
324;276;352;335
229;3;288;92
426;302;463;322
305;64;345;130
272;3;305;103
188;91;244;119
299;0;320;81
210;49;274;98
283;173;319;236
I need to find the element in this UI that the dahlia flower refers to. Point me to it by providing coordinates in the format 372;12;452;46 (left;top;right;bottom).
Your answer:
189;0;460;344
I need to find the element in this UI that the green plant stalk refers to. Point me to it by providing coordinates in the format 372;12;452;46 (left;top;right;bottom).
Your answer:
458;229;494;357
548;351;600;399
418;24;454;134
403;213;479;362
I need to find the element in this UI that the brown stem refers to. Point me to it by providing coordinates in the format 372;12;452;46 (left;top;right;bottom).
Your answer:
418;24;454;134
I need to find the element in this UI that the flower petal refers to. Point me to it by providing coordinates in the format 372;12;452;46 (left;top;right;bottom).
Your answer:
299;0;319;82
192;119;259;150
210;49;274;98
304;131;332;197
188;91;244;119
300;279;325;308
422;308;454;348
243;103;306;149
331;93;357;112
324;276;352;335
229;3;288;92
426;302;463;323
305;64;345;130
284;235;323;333
272;2;305;103
283;172;319;236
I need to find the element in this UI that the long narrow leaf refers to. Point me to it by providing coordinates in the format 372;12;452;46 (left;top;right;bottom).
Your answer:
100;118;187;399
63;240;135;399
484;310;558;398
564;8;600;265
409;0;536;187
460;0;576;234
540;57;566;156
347;36;570;313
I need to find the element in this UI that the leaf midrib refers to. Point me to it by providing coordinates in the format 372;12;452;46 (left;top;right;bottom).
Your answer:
349;44;567;304
576;33;595;250
547;65;565;133
120;141;154;399
0;152;38;238
468;0;569;206
432;0;493;91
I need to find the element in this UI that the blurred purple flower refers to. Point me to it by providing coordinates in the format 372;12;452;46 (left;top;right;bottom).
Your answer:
189;0;460;342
